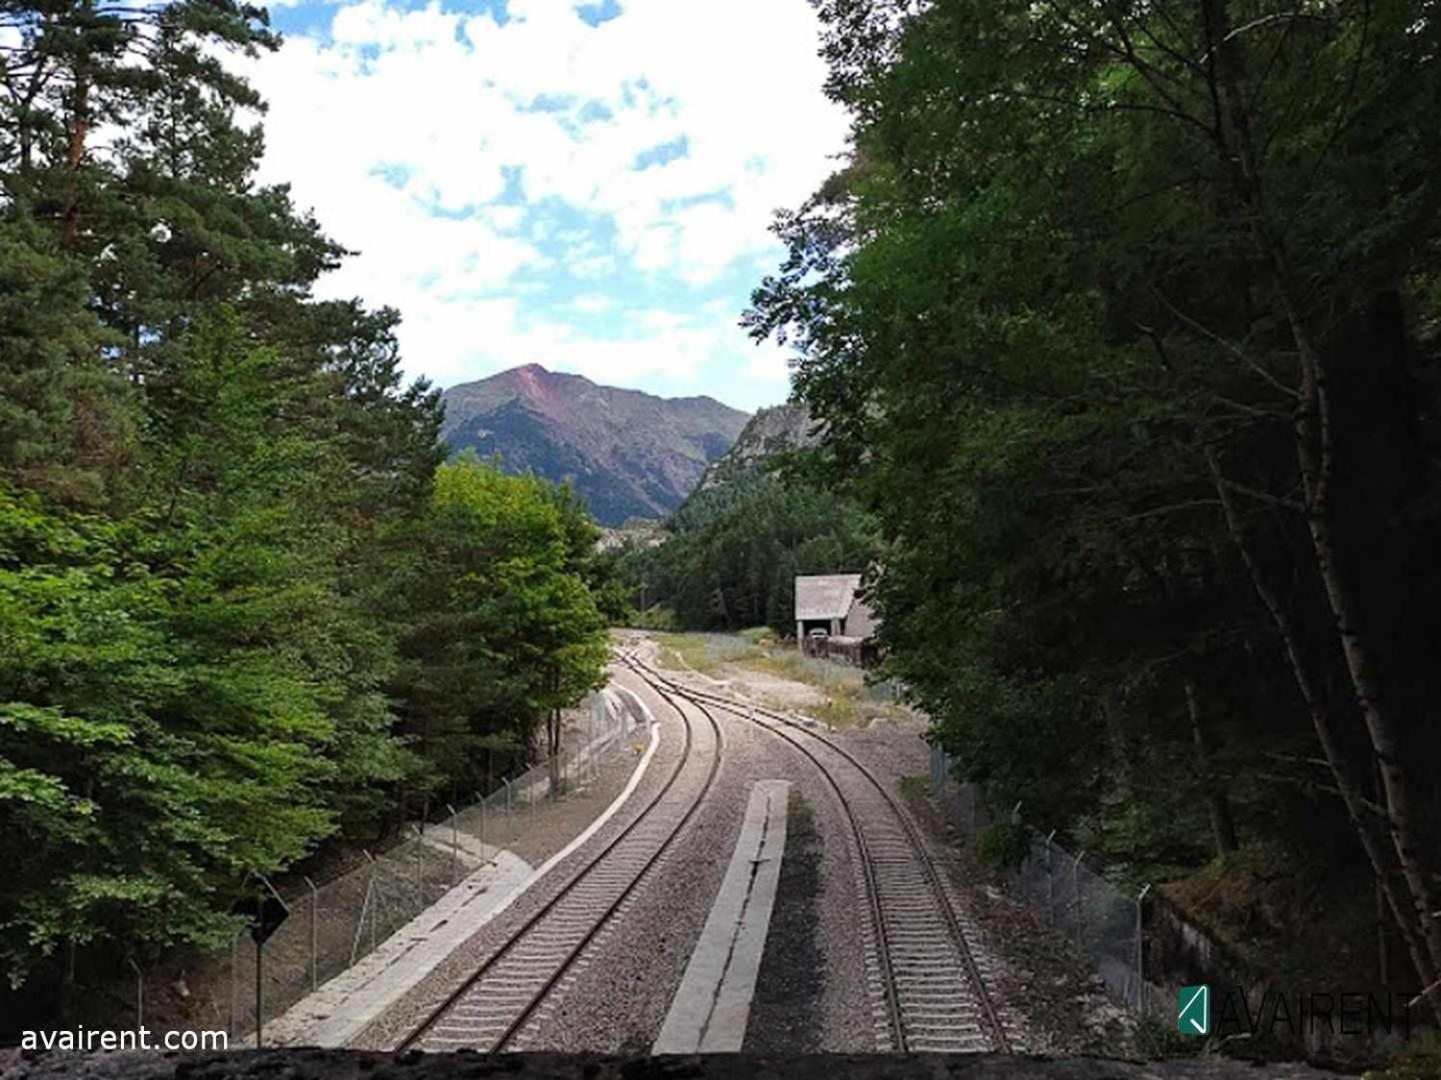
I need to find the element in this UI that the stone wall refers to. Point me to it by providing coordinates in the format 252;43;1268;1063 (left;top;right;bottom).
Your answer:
0;1049;1352;1080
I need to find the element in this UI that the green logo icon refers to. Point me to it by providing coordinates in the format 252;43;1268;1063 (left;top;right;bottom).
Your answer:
1178;984;1210;1036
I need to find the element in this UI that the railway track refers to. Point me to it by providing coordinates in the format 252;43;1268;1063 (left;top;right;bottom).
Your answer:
620;649;1011;1055
397;676;722;1052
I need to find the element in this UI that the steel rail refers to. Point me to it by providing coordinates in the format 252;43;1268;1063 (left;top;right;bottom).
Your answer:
622;649;1010;1054
618;649;906;1051
396;673;723;1052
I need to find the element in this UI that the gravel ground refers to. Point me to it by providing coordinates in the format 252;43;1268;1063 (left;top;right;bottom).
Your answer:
516;681;740;1054
901;786;1137;1058
520;664;878;1053
494;748;645;869
350;665;698;1050
711;668;828;711
743;790;825;1053
615;638;881;1053
829;715;932;797
511;640;876;1053
357;634;1097;1057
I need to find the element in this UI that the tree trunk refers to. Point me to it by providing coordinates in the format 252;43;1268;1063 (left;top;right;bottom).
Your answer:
60;29;91;249
1209;447;1440;1021
1184;678;1237;856
1197;0;1441;1009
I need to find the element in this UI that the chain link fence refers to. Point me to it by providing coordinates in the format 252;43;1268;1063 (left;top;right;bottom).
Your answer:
929;744;1159;1016
213;689;640;1044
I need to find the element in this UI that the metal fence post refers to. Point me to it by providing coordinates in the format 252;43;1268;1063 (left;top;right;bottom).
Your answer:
413;825;424;910
1073;849;1087;949
477;792;487;857
129;958;143;1027
505;777;512;814
351;851;376;966
305;875;318;992
254;937;264;1048
1136;883;1152;1015
1045;829;1056;923
229;933;239;1038
446;803;459;881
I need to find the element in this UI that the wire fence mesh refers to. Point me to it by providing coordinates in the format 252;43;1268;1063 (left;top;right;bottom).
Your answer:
218;689;640;1044
929;744;1155;1016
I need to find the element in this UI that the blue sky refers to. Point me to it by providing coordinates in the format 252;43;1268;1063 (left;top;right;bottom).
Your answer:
241;0;851;412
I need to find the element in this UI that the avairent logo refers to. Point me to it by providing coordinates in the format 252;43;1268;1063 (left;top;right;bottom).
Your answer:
1178;984;1210;1036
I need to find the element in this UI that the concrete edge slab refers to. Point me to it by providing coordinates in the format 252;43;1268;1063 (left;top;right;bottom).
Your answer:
524;706;659;889
653;779;792;1054
264;692;663;1050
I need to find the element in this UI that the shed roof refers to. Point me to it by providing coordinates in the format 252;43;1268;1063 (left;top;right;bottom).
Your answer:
795;573;863;621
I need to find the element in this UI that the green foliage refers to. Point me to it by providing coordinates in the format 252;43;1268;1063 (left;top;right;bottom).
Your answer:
0;217;131;505
1365;1033;1441;1080
632;603;679;632
1131;1017;1203;1061
621;459;879;634
0;0;611;1015
749;0;1441;991
977;822;1030;872
375;457;609;794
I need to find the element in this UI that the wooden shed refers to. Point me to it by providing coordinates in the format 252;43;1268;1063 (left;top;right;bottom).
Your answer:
794;573;878;643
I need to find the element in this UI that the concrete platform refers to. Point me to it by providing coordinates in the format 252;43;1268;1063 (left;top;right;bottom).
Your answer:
263;712;663;1050
653;779;792;1053
263;845;535;1049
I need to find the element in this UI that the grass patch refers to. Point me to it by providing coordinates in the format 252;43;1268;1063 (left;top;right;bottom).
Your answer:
652;631;757;676
751;649;873;692
898;773;931;800
648;630;915;730
808;697;861;728
1365;1034;1441;1080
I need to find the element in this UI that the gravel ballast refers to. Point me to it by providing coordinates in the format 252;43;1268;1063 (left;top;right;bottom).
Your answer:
743;790;825;1053
511;648;878;1054
351;666;692;1050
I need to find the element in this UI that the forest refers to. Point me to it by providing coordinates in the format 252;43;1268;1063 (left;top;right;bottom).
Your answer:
747;0;1441;1015
616;454;878;636
0;0;609;1017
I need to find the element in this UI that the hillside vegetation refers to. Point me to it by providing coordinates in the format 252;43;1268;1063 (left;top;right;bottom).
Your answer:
0;0;609;1024
748;0;1441;1015
616;409;878;635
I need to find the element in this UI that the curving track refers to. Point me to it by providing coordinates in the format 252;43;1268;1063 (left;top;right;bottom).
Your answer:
621;649;1011;1055
397;676;722;1053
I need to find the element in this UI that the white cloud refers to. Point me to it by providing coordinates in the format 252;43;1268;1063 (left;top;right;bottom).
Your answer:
391;289;734;391
569;294;614;314
239;0;848;403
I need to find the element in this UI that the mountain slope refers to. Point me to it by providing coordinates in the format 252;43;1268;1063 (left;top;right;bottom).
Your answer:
440;365;749;525
694;401;820;491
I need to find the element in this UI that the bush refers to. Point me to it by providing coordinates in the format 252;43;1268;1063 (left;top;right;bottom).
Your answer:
633;604;678;631
978;821;1031;871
